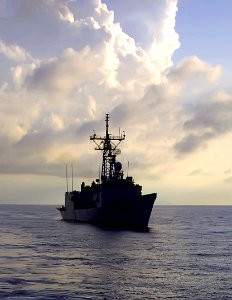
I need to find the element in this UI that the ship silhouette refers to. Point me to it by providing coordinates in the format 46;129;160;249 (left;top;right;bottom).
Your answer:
58;114;157;228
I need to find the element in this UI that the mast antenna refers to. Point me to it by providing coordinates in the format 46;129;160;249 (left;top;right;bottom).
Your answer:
127;161;130;177
90;114;125;182
71;164;73;192
66;164;69;192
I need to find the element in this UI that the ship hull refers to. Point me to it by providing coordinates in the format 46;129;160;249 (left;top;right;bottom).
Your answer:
59;193;156;229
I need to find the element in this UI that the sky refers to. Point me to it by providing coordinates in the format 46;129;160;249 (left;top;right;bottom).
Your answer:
0;0;231;205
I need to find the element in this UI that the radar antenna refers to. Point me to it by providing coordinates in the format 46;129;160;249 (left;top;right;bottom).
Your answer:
90;114;125;182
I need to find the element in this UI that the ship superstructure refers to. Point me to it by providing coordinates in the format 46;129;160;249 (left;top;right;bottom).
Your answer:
90;114;125;183
58;114;157;228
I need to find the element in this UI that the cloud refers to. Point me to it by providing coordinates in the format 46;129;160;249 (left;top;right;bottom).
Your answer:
224;169;231;174
25;47;102;94
188;168;208;176
0;0;230;207
224;176;232;184
0;40;33;62
0;0;77;58
167;56;221;83
104;0;180;71
174;94;232;154
184;100;232;133
174;132;212;154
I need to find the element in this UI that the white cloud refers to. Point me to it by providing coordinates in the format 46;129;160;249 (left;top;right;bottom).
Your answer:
25;47;102;94
0;0;180;177
167;56;221;83
148;0;180;71
0;40;33;62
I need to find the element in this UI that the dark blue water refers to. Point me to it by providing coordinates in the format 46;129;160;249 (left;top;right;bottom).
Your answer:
0;205;231;299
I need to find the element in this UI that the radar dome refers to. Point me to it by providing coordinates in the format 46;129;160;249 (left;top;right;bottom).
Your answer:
115;161;122;172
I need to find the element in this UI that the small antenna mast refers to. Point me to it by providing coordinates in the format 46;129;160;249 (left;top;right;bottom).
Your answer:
66;164;69;192
71;164;74;192
127;161;130;177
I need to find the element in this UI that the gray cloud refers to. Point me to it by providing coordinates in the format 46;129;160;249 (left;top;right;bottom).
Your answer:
188;168;208;176
224;176;232;184
184;101;232;133
224;169;231;174
0;0;111;59
174;132;213;154
174;97;232;154
25;47;101;94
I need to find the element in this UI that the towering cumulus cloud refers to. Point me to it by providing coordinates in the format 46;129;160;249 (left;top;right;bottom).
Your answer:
0;0;230;204
0;0;179;172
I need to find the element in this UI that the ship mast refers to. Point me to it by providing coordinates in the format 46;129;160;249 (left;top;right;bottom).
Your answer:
90;114;125;182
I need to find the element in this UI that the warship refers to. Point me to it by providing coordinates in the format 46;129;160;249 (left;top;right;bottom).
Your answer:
57;114;157;228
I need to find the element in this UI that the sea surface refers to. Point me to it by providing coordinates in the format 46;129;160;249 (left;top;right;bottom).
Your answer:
0;205;231;300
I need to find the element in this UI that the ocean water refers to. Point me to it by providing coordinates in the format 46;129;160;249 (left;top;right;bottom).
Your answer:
0;205;231;300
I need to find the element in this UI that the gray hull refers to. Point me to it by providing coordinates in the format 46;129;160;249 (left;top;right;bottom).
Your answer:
59;193;156;228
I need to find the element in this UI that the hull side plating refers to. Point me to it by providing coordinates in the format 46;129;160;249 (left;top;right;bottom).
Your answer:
59;192;157;228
